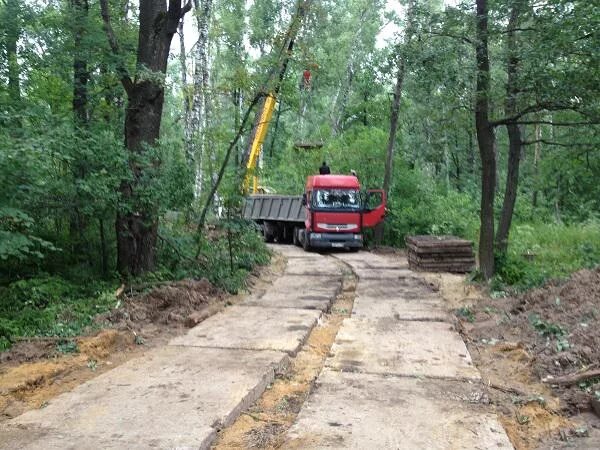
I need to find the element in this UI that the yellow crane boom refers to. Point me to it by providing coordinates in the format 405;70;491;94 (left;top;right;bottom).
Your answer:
243;93;277;194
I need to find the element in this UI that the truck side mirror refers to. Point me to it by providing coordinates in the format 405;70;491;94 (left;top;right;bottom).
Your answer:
301;193;307;206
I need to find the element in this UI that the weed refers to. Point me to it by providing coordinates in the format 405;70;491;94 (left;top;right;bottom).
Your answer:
87;359;97;371
56;340;79;354
529;314;566;337
456;307;475;323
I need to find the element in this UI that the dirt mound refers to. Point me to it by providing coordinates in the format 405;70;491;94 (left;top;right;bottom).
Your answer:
461;267;600;448
475;268;600;413
105;278;224;330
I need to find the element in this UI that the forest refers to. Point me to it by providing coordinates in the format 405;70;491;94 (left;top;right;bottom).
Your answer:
0;0;598;349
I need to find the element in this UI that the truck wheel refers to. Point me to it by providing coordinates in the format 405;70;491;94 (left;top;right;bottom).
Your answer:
263;222;275;243
293;227;300;246
302;231;311;251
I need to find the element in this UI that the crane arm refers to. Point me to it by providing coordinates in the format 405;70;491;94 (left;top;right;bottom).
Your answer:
243;93;277;194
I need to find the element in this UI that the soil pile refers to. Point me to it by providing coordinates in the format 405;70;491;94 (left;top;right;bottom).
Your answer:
105;278;224;331
460;267;600;449
470;268;600;413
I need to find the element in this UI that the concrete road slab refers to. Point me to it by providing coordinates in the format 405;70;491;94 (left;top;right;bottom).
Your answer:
283;369;513;450
352;295;450;321
244;291;334;311
326;318;480;380
2;347;288;450
170;305;321;355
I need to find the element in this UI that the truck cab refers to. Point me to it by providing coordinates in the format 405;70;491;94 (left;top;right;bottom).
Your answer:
297;175;386;250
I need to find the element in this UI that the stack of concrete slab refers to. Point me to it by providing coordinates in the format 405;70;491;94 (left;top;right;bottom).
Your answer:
406;235;475;273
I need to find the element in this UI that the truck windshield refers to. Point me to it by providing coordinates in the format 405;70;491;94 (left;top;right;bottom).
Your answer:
312;189;360;210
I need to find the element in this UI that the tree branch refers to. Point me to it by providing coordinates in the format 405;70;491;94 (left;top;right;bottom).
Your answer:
514;120;599;127
522;139;596;148
167;0;192;34
490;102;583;127
425;30;474;45
99;0;133;94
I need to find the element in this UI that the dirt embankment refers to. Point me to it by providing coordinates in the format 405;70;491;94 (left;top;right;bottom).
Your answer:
0;256;284;423
449;267;600;450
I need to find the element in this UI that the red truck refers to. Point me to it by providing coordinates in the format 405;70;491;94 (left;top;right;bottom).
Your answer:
243;174;386;251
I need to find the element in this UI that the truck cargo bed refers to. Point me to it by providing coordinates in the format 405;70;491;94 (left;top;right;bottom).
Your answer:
243;195;305;223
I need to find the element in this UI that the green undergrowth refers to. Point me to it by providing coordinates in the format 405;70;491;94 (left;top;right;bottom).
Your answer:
493;221;600;291
0;276;119;351
0;218;270;351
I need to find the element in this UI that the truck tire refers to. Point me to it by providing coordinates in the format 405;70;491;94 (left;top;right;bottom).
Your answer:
263;222;276;243
302;231;311;251
293;227;301;246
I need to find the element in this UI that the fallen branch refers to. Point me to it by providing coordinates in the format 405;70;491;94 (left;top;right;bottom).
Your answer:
542;368;600;386
486;381;528;397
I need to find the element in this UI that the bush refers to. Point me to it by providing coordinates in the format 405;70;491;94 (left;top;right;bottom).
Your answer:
384;166;479;246
493;221;600;290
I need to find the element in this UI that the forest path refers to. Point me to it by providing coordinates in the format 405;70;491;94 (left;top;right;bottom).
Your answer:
281;249;514;449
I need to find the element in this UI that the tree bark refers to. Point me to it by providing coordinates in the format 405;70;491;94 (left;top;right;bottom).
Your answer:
495;0;524;253
101;0;191;276
532;123;541;207
4;0;21;104
72;0;89;125
475;0;496;279
190;0;213;201
382;58;405;197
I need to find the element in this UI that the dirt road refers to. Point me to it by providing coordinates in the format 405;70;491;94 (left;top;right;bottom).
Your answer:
0;246;513;449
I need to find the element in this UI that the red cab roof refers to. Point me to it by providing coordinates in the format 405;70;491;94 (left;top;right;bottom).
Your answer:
306;175;360;190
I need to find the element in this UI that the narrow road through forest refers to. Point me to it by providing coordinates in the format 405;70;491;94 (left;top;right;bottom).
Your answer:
0;246;513;449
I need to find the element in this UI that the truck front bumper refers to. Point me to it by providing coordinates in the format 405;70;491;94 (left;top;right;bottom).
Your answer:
309;232;363;249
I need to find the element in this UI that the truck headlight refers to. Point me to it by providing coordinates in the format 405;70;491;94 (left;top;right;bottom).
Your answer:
311;233;322;239
354;234;362;240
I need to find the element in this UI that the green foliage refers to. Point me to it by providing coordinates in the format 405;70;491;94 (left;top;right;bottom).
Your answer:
456;306;475;323
493;222;600;290
529;314;566;337
156;212;270;294
0;207;58;265
0;276;119;349
384;166;479;246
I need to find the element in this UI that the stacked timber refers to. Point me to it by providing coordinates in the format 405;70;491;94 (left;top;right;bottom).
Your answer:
406;235;475;273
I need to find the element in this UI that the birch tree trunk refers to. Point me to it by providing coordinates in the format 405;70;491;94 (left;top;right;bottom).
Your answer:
190;0;213;201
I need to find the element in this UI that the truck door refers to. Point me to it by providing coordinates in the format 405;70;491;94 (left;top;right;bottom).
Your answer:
362;189;386;228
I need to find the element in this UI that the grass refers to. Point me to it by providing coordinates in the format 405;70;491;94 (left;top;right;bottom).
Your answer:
0;276;119;351
495;221;600;290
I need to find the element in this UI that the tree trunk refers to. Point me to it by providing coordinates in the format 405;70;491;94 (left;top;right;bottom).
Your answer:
382;58;405;197
495;0;523;253
70;0;90;260
475;0;496;279
5;0;21;104
101;0;191;276
72;0;89;125
532;123;541;207
190;0;213;201
178;19;193;165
